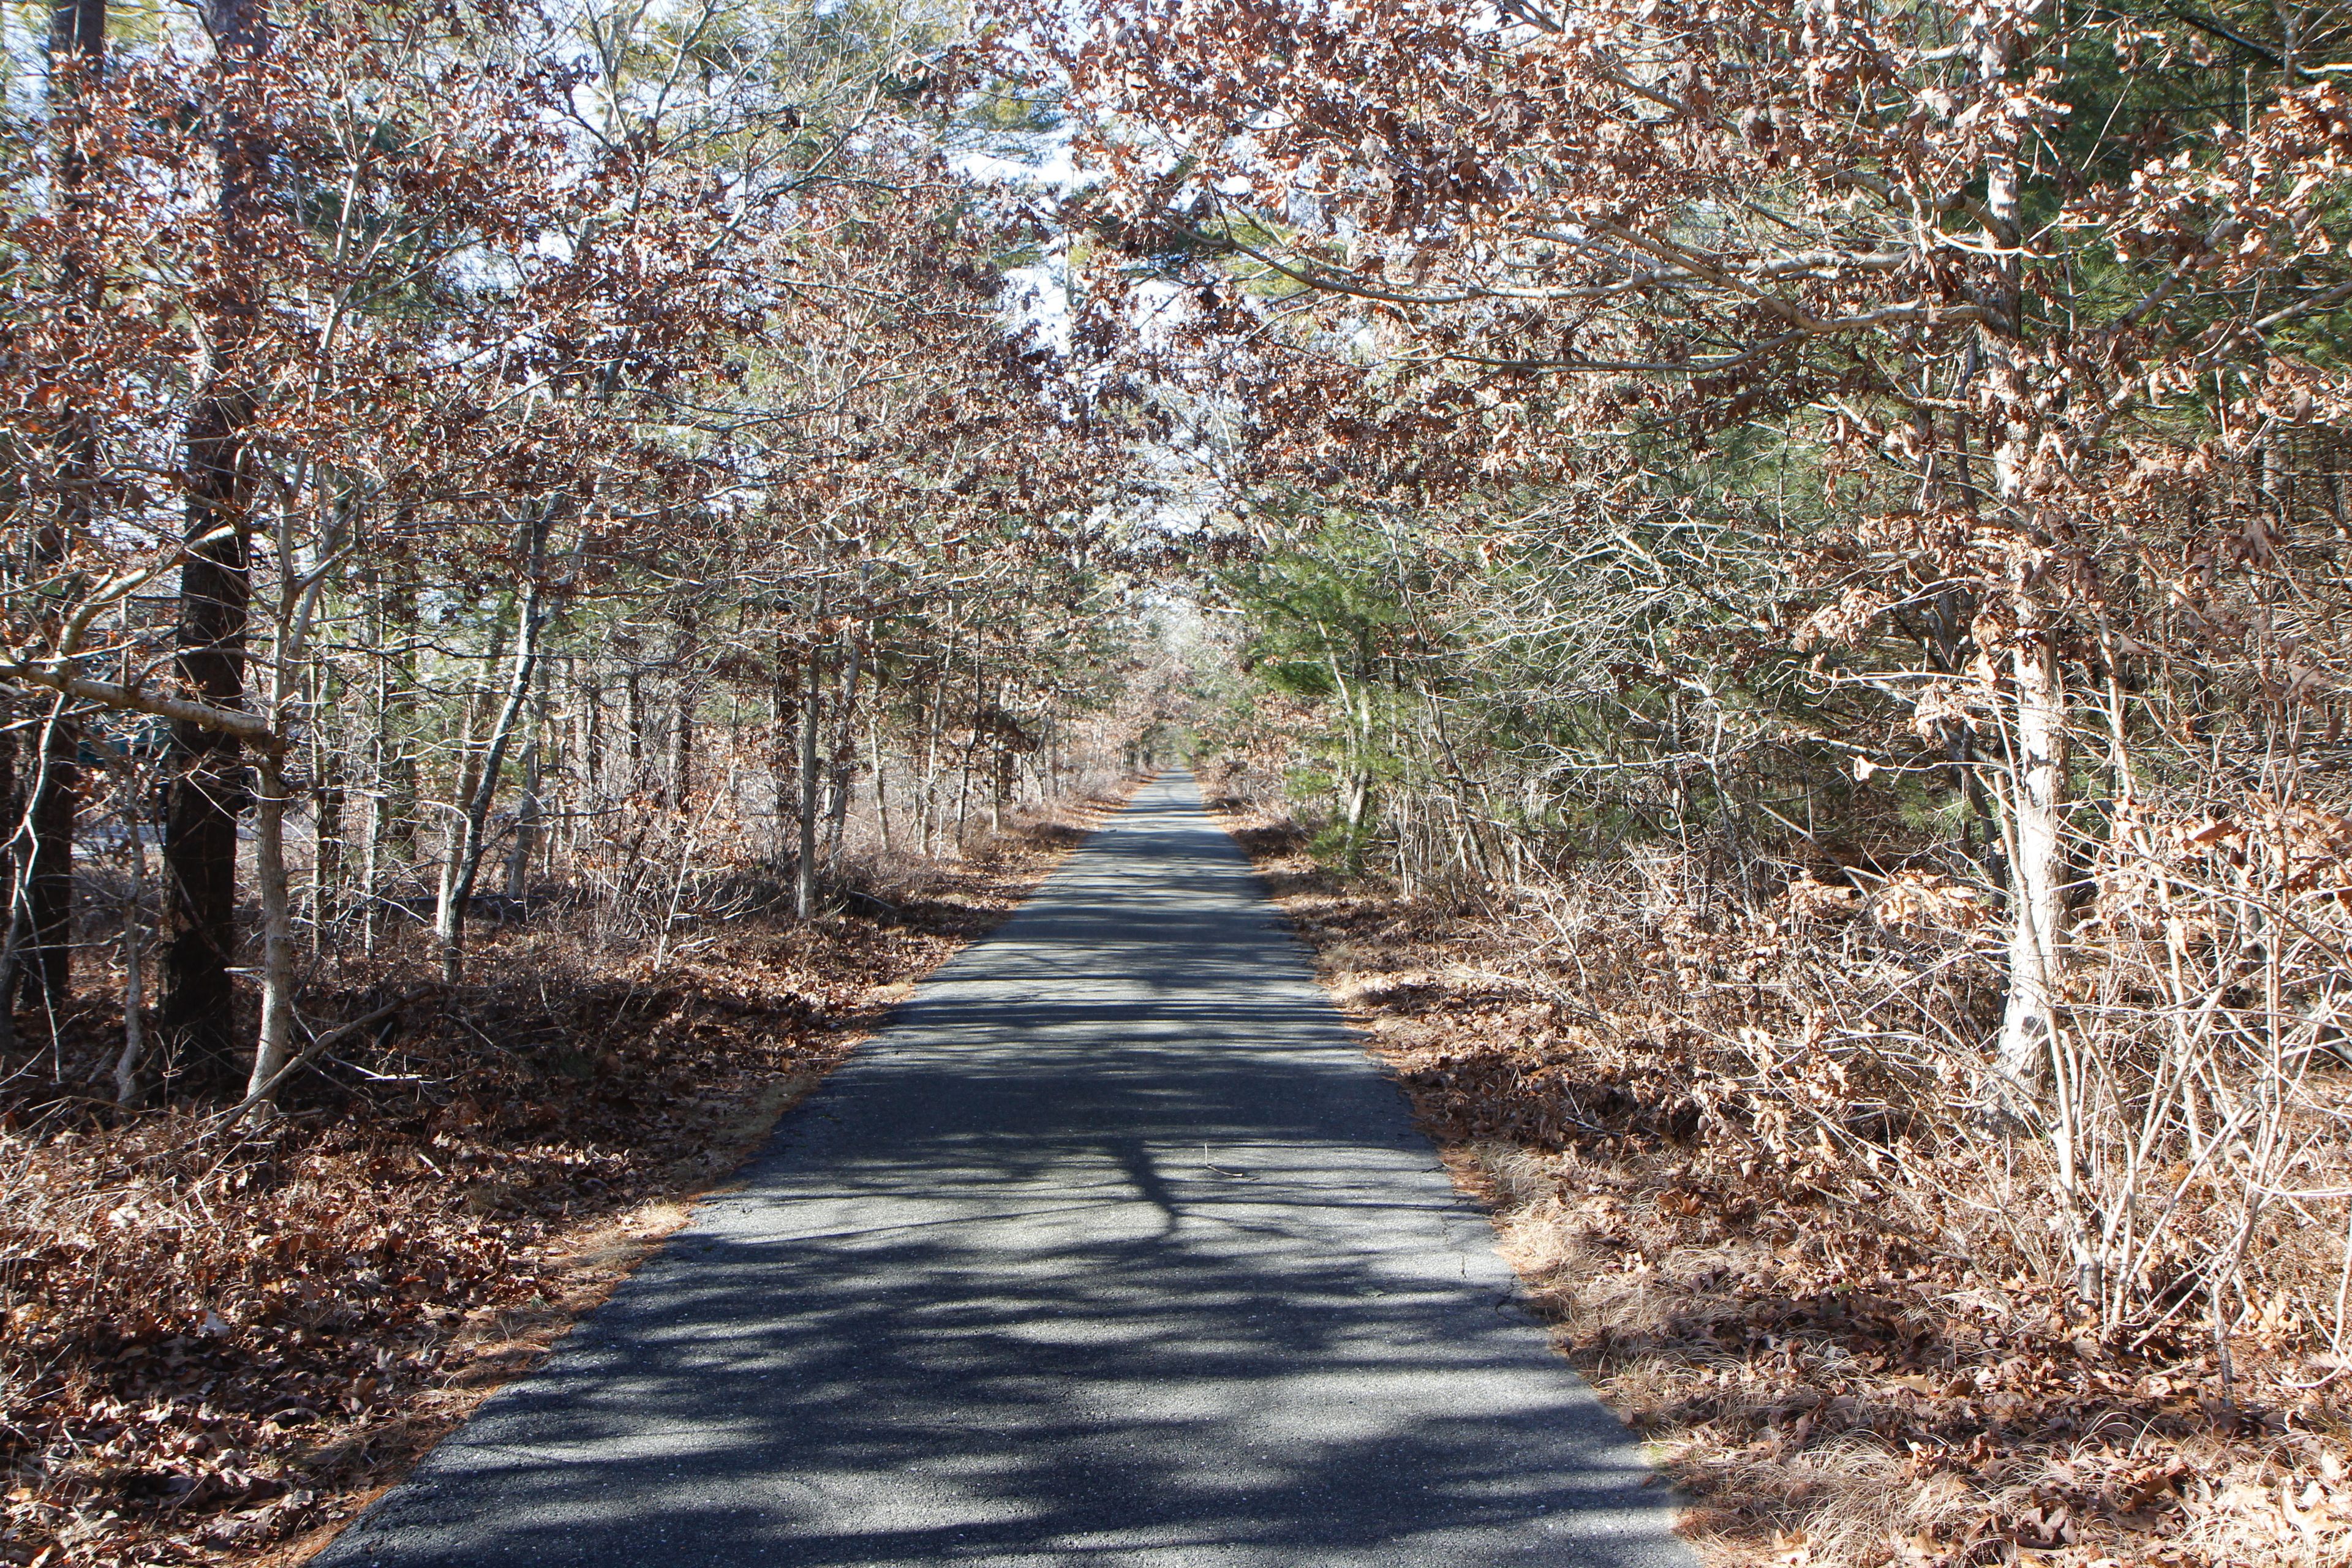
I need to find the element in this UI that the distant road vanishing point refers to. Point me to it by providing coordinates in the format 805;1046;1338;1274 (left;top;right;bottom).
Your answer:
315;771;1695;1568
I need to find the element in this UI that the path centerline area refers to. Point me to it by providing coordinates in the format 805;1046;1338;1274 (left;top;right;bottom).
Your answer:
317;774;1693;1568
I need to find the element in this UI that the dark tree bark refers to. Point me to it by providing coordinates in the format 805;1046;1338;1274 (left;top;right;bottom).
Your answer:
161;0;268;1076
161;418;253;1072
48;0;102;89
619;631;646;790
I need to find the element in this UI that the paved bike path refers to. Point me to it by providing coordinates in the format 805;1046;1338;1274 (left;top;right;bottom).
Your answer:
317;772;1692;1567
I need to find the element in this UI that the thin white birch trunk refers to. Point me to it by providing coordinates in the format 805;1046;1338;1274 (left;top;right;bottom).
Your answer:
245;750;295;1104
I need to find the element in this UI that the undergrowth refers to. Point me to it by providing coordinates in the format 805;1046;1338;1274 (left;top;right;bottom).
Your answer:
1215;794;2352;1568
0;802;1115;1567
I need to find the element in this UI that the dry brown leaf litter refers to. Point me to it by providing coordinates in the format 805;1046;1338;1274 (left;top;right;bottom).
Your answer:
1215;799;2352;1568
0;799;1123;1568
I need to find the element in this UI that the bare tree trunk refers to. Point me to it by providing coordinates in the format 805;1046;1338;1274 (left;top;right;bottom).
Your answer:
1971;2;2073;1114
954;667;984;849
22;703;77;1012
869;703;892;856
505;660;548;903
621;650;646;790
22;0;109;1017
551;658;579;868
360;572;394;954
358;766;380;953
796;642;822;919
0;717;17;1055
1321;636;1371;877
113;796;146;1104
770;640;799;865
823;629;862;864
667;607;698;808
503;753;541;906
954;736;973;846
310;653;342;952
378;563;417;863
164;0;269;1080
918;663;946;858
241;453;350;1110
575;655;601;820
1394;781;1415;900
161;478;251;1077
244;748;295;1102
434;506;552;981
1997;613;2070;1082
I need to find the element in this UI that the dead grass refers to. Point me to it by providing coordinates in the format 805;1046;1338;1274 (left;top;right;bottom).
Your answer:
1214;796;2352;1568
0;788;1132;1568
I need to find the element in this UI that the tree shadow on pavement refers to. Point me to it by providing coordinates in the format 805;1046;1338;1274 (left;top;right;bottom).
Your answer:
314;777;1692;1568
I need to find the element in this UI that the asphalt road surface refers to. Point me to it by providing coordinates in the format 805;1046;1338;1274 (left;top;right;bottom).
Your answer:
317;772;1694;1567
